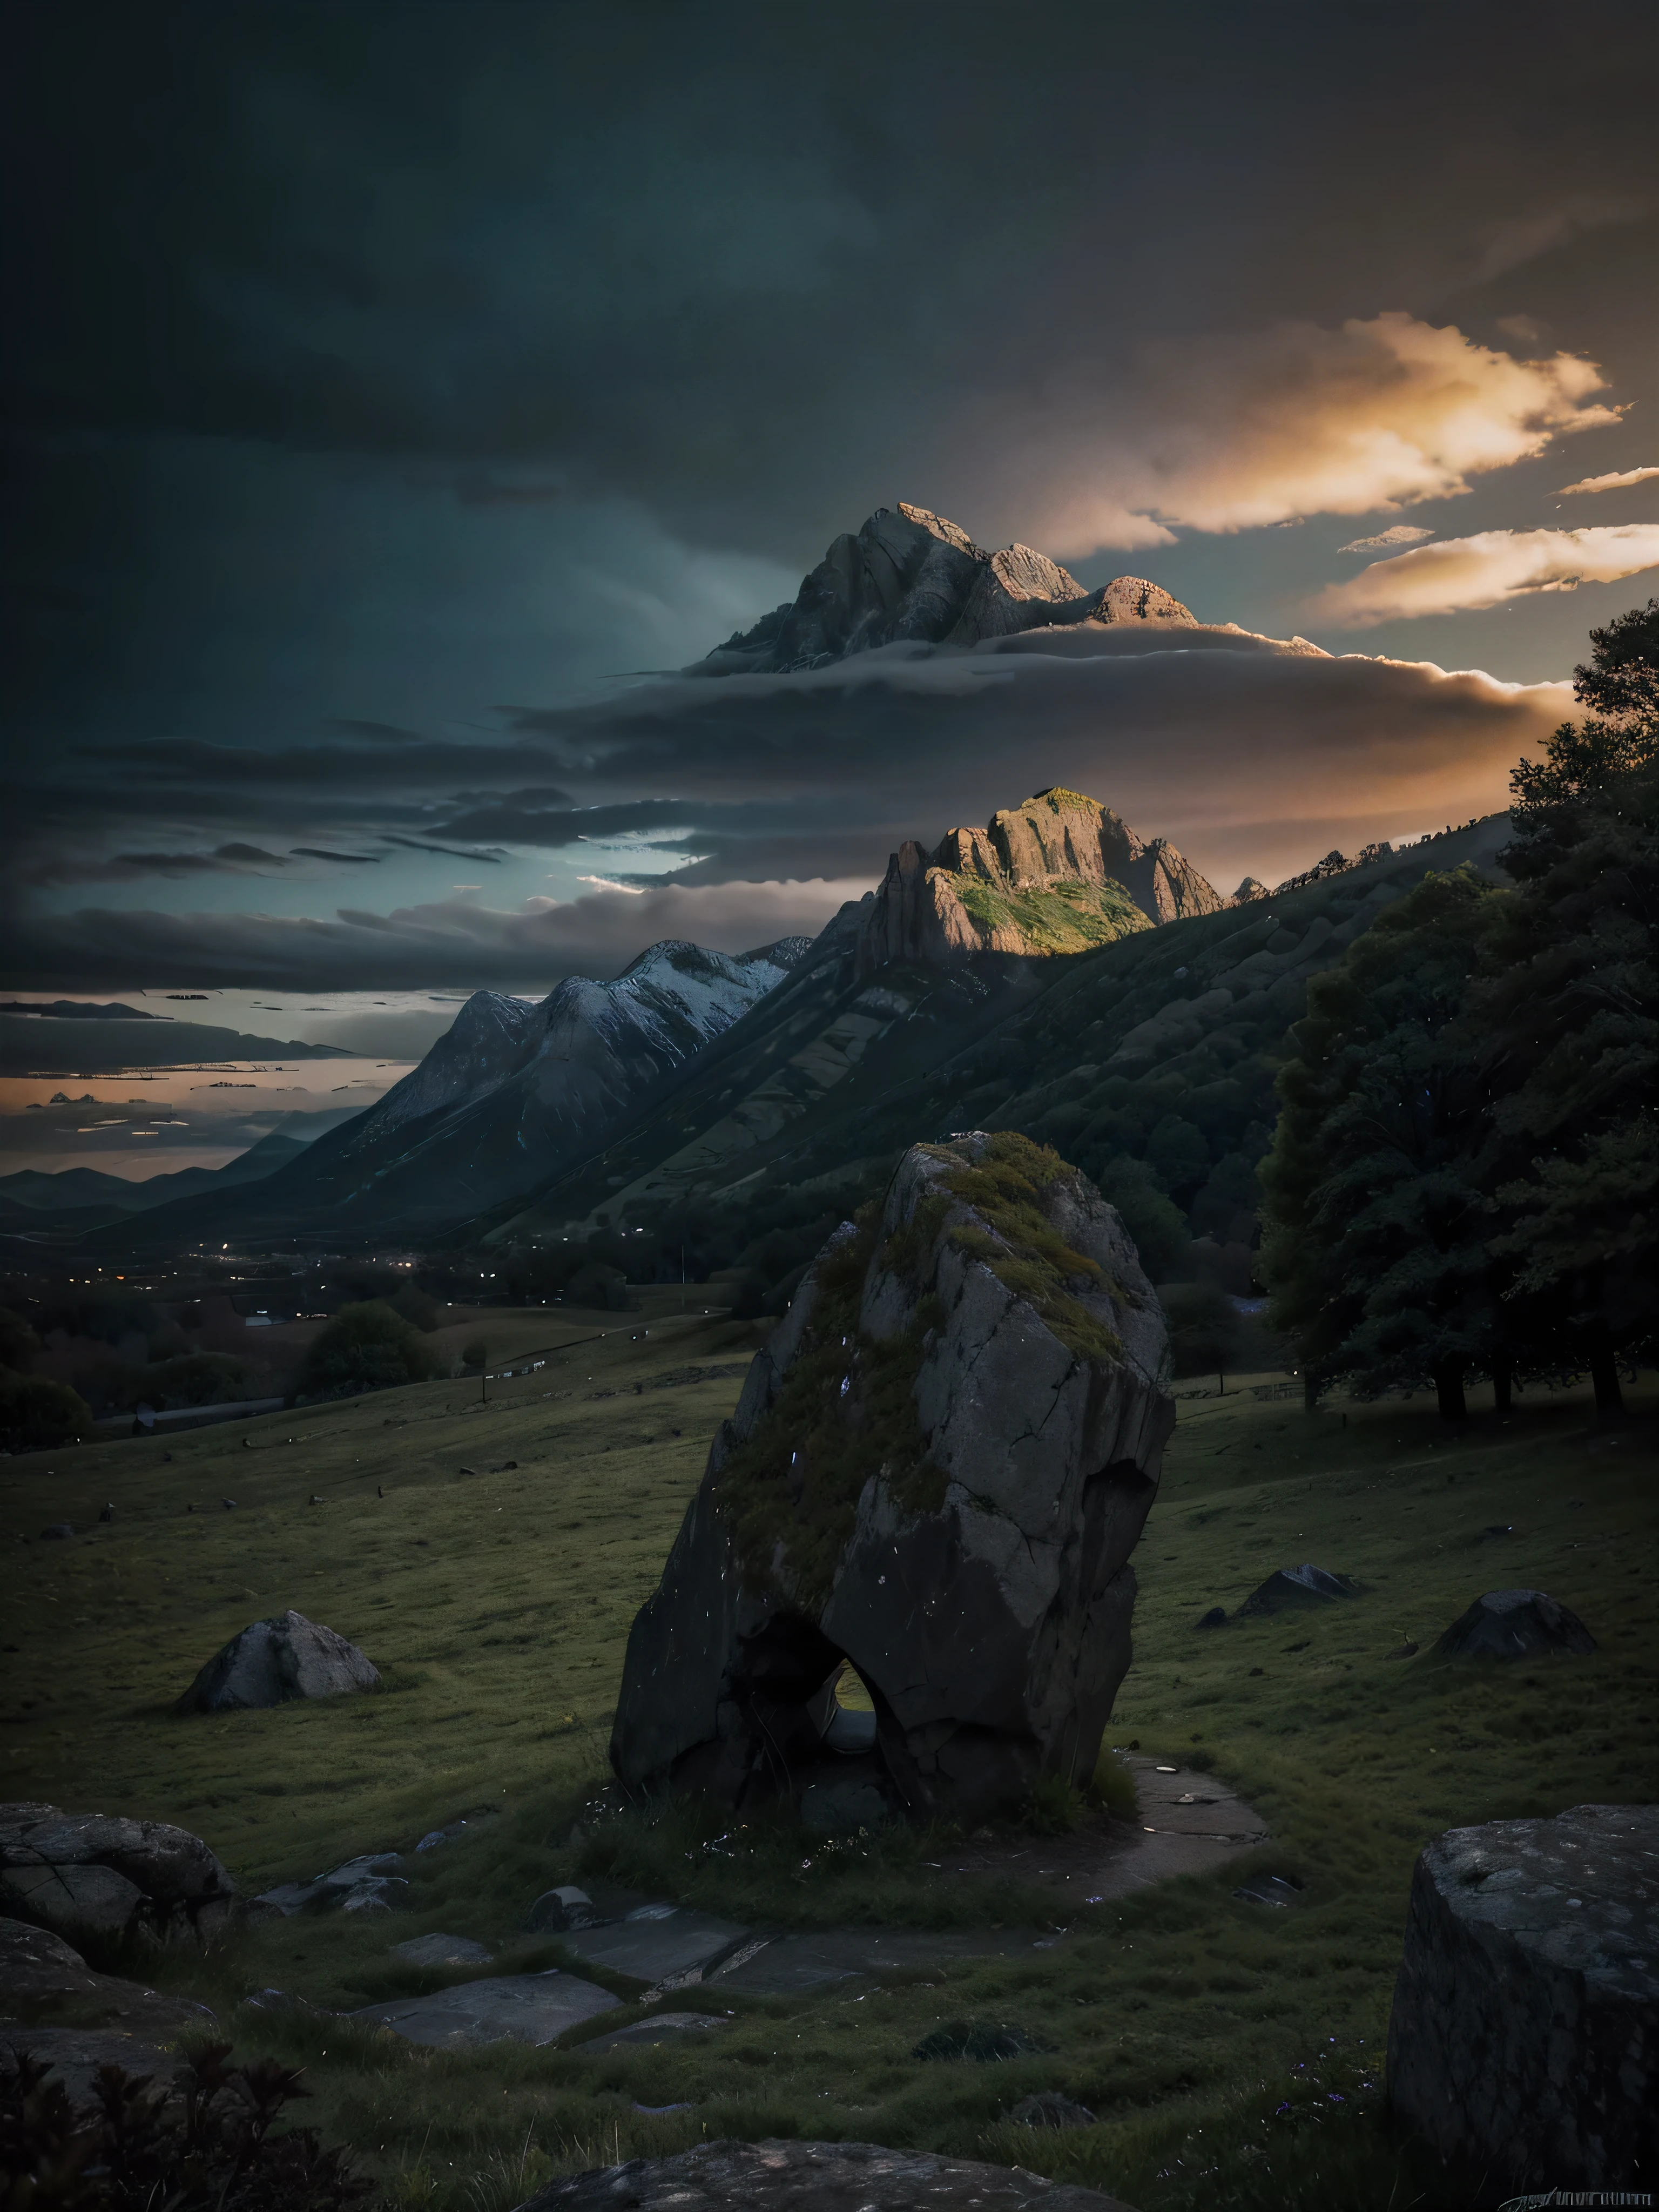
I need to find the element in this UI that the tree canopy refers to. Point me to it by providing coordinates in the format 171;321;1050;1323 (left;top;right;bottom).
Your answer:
296;1300;440;1399
1262;599;1656;1418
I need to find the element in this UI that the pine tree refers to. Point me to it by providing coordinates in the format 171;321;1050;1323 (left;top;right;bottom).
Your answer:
1260;868;1514;1420
1471;600;1658;1415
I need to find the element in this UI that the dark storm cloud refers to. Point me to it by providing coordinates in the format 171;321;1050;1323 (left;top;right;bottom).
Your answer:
3;3;1654;995
6;3;1656;555
5;633;1574;990
22;841;290;886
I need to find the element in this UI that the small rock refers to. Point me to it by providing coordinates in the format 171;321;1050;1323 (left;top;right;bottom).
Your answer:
526;1885;598;1934
41;1525;72;1541
175;1610;380;1712
392;1931;493;1967
801;1776;891;1836
1434;1589;1595;1661
1235;1563;1356;1617
1386;1641;1419;1660
221;1498;236;1510
578;2010;729;2053
1233;1874;1305;1908
1010;2092;1096;2128
1196;1606;1227;1629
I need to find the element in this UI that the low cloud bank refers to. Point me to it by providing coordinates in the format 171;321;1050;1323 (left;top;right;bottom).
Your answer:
9;634;1576;989
12;878;865;994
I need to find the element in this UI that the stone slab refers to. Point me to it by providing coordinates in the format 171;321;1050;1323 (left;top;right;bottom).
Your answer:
353;1969;619;2049
559;1905;751;1985
575;2010;732;2053
515;2137;1137;2210
709;1927;1066;1998
392;1932;493;1967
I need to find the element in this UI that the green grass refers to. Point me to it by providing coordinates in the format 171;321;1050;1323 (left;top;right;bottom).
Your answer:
951;871;1151;955
3;1309;1655;2211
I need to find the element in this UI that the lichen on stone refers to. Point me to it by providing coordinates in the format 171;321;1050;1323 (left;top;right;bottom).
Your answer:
932;1131;1127;1366
712;1204;942;1610
712;1134;1127;1607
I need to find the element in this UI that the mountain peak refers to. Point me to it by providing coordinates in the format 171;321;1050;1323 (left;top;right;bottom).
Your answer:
857;785;1224;974
699;502;1197;675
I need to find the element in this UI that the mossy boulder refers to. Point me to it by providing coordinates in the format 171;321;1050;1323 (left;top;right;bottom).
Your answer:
609;1133;1173;1826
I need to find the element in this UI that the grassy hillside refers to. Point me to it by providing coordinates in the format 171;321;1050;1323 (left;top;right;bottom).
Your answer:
3;1296;1653;2210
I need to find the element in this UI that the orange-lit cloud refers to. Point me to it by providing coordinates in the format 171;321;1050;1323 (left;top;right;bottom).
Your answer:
1557;465;1659;495
1309;525;1659;627
962;314;1621;555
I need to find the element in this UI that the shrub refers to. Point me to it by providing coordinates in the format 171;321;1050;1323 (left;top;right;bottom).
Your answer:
387;1282;441;1331
1158;1280;1246;1377
0;1305;41;1373
143;1352;252;1408
0;1373;93;1451
0;2042;368;2209
296;1300;437;1399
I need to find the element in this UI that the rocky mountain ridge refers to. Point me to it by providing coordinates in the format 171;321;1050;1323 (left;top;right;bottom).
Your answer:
856;786;1225;971
699;500;1320;675
86;938;811;1245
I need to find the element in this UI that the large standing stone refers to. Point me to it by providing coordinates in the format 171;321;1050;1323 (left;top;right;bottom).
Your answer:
1434;1588;1596;1660
175;1609;381;1712
1387;1803;1658;2189
610;1135;1172;1827
0;1805;239;1946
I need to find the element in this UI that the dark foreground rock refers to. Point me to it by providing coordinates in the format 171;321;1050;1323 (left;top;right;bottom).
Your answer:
0;1914;217;2094
516;2139;1136;2211
610;1135;1172;1828
176;1608;380;1711
1434;1587;1596;1660
1387;1802;1659;2189
0;1804;238;1945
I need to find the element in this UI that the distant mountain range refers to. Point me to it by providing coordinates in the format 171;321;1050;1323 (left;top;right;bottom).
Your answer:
68;938;811;1245
62;796;1513;1266
0;1127;316;1233
0;1014;350;1077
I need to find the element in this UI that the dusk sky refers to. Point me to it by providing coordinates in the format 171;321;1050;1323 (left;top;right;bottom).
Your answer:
5;1;1658;1021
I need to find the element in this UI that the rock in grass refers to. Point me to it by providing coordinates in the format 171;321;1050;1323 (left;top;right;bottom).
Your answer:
609;1134;1172;1829
525;1885;598;1934
392;1932;492;1967
1433;1587;1595;1660
515;2137;1139;2210
1387;1803;1659;2191
912;2019;1056;2062
1233;1563;1355;1617
174;1609;380;1713
1010;2092;1097;2128
0;1805;238;1946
